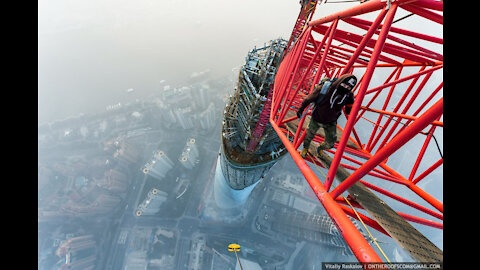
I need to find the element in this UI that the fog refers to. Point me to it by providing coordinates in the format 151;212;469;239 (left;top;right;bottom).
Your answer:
38;1;442;269
38;0;305;124
38;0;441;124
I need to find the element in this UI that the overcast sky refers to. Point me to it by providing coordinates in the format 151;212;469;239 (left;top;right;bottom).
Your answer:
38;0;301;123
38;0;441;124
38;0;443;262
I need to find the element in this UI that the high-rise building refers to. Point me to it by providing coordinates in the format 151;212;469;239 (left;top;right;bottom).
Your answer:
155;99;177;127
271;211;365;256
136;188;168;216
55;234;96;270
124;250;148;270
174;107;195;129
112;139;140;164
214;39;288;209
179;138;200;170
162;86;192;106
192;86;209;110
98;169;128;193
197;102;216;130
61;192;121;217
142;150;174;180
92;193;122;215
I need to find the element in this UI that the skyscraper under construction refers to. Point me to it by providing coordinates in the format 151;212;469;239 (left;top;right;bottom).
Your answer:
214;39;288;209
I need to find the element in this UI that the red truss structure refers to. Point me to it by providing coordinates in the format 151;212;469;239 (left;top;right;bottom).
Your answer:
270;0;443;263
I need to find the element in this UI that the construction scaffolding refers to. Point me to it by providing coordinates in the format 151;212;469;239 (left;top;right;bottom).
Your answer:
270;0;443;263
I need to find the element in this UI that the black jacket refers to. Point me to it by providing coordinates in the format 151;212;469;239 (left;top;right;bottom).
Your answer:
298;74;355;124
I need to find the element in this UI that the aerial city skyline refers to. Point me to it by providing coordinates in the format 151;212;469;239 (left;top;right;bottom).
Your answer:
38;1;443;269
38;69;387;270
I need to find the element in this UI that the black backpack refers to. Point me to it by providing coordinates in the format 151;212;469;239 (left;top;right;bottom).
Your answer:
315;77;337;105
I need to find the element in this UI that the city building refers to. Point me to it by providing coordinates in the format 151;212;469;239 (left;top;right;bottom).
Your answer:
61;191;122;217
124;251;148;270
198;102;216;130
270;189;317;214
179;138;200;170
143;150;174;180
136;188;168;216
161;86;192;106
155;99;177;127
174;107;195;129
214;39;288;210
123;226;154;269
236;258;262;270
271;210;354;256
55;234;96;270
97;169;128;193
111;139;141;165
192;86;209;110
187;235;207;270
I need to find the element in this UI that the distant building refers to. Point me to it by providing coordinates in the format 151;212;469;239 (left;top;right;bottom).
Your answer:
198;102;216;130
161;86;192;106
192;86;209;110
98;169;128;193
236;258;262;270
155;100;177;127
111;139;141;165
270;189;317;214
91;193;122;216
123;250;148;270
143;150;174;180
136;188;168;216
210;248;236;270
55;234;96;270
187;235;206;270
179;138;200;169
271;210;354;256
131;111;143;120
61;192;121;217
79;125;89;138
174;107;195;129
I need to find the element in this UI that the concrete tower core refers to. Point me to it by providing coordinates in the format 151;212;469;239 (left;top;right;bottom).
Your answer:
214;39;288;209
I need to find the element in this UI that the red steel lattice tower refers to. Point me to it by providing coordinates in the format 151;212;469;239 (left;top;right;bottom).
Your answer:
270;0;443;263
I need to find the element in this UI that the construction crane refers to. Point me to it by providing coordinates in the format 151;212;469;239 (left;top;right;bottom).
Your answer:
270;0;443;264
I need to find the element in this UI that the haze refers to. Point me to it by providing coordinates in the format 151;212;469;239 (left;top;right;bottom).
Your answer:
38;0;305;123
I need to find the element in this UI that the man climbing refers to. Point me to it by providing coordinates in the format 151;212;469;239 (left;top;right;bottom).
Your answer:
296;73;358;158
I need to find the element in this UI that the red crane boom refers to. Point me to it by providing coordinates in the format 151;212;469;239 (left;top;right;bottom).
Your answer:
270;0;443;263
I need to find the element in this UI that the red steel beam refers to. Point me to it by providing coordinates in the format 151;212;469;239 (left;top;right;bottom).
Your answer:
271;30;307;120
364;64;442;95
361;107;443;127
400;3;443;25
411;0;443;11
357;65;428;148
270;118;383;262
375;69;434;151
342;7;387;74
412;158;443;185
269;0;443;260
313;23;438;65
408;115;442;181
308;0;413;27
364;66;402;150
278;26;332;124
343;17;443;62
324;4;400;192
330;98;443;199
